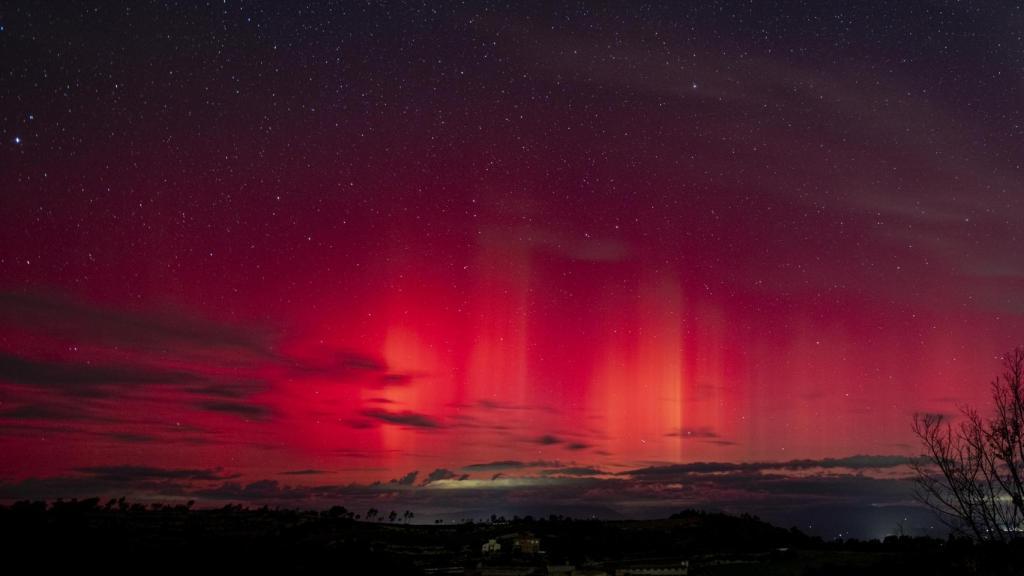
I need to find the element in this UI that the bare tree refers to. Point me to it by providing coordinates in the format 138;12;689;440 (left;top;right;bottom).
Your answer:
912;347;1024;541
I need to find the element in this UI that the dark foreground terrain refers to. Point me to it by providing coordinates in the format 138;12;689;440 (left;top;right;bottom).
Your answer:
1;499;1020;574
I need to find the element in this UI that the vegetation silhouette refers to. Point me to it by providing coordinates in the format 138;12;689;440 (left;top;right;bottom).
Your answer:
1;500;1021;573
913;347;1024;542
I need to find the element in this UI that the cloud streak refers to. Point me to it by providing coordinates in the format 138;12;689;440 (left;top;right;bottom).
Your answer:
626;455;923;479
361;409;441;429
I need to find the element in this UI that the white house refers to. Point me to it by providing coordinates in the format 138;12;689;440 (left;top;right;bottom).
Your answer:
482;538;501;554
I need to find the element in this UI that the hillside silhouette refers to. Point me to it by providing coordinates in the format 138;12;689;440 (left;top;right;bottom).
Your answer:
1;499;1020;574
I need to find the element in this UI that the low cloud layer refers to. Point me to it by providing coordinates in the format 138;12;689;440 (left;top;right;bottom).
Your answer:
0;454;933;539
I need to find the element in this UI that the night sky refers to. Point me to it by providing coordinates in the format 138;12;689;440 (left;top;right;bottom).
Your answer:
2;1;1023;538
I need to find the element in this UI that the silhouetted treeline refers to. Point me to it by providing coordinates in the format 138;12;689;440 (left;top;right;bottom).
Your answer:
0;499;1020;574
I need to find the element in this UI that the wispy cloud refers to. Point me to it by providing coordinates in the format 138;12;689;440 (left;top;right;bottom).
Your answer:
461;460;561;472
626;455;922;479
75;466;238;482
361;409;441;429
0;291;277;361
196;401;273;420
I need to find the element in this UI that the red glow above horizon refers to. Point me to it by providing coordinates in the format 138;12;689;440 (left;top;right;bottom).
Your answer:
0;205;1014;487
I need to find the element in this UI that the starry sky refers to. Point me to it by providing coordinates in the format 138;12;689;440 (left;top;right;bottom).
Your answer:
2;1;1023;538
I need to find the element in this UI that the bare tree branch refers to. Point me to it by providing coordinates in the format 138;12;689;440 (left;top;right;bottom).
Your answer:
912;347;1024;542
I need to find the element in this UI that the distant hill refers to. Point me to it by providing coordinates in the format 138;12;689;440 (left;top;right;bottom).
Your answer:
0;499;1020;574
